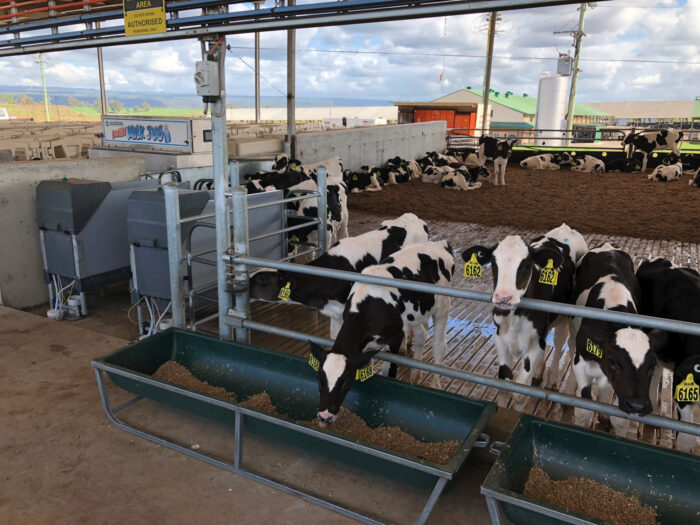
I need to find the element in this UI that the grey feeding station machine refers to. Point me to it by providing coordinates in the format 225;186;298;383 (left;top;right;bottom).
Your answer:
36;178;158;319
127;186;286;335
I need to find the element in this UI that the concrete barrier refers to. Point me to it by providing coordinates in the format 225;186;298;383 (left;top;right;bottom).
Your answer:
0;157;145;309
294;122;447;172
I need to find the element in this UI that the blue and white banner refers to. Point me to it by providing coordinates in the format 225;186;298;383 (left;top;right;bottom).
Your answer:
102;117;191;150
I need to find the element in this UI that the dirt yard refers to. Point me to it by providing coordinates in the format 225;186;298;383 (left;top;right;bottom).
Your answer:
347;167;699;243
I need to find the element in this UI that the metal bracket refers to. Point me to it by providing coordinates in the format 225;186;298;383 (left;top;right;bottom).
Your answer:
474;432;490;448
225;309;247;328
489;440;506;457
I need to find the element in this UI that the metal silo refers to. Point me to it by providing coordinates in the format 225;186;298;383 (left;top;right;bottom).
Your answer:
534;72;568;146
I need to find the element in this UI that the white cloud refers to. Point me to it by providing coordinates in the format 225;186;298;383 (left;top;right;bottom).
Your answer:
632;73;662;86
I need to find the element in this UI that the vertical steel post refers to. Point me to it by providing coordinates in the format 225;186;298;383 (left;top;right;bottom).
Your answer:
70;234;87;316
97;51;107;115
164;185;186;328
565;3;587;145
480;11;497;135
231;187;250;343
286;0;296;156
229;160;240;187
316;166;328;254
254;1;262;124
38;229;54;307
211;37;232;339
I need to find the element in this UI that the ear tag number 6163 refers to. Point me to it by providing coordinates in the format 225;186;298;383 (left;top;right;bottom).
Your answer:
355;364;374;382
308;354;320;371
278;282;291;301
464;253;482;278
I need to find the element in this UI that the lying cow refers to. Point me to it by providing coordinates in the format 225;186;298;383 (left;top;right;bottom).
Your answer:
422;165;452;184
250;213;429;338
478;136;516;186
636;257;700;452
310;240;454;425
343;168;382;193
520;152;573;170
648;163;683;182
622;129;683;172
570;244;666;435
441;166;490;190
604;155;643;173
462;223;587;387
571;155;605;173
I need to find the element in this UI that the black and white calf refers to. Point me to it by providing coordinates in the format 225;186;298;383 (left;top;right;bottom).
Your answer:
648;163;683;182
462;223;587;387
570;244;667;435
310;240;454;425
520;153;574;170
422;165;452;184
441;166;490;191
478;136;516;186
636;257;700;452
571;155;605;173
604;155;643;173
250;213;430;338
343;168;382;193
622;129;683;172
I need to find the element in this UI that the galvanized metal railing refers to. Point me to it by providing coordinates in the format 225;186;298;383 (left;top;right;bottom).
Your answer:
222;248;700;439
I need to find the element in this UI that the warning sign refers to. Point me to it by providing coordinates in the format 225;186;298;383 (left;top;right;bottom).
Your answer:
123;0;166;37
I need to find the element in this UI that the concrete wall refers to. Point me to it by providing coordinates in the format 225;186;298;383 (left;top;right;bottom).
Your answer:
0;157;145;309
295;122;447;172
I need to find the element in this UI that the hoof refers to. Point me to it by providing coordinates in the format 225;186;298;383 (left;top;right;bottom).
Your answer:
498;365;513;380
531;376;543;387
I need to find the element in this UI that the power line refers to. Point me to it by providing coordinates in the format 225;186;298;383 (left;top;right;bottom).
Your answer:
226;45;700;66
226;45;287;96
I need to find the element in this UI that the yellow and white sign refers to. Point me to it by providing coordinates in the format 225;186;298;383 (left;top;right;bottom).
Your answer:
124;0;166;37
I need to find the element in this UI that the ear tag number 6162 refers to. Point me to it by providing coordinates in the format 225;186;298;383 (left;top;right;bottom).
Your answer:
539;259;559;286
464;253;482;278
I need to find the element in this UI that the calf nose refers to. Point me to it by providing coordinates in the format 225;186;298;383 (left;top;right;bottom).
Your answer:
493;292;513;305
317;410;336;426
622;399;652;416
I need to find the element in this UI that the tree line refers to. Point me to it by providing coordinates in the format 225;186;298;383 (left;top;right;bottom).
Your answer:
0;93;151;113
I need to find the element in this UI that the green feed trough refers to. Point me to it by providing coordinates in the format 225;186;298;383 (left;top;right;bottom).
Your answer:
481;414;700;525
91;328;496;525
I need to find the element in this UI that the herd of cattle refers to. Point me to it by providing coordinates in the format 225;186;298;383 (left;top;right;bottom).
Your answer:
248;205;699;451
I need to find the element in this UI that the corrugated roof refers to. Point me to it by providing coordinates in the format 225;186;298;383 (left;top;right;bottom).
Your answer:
587;100;695;119
465;88;610;117
491;121;534;129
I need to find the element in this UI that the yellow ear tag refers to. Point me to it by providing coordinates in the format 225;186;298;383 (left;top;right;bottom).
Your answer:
463;253;482;278
355;364;374;382
539;259;559;286
586;339;603;359
308;354;320;371
290;163;300;172
289;235;299;245
675;373;699;403
278;282;291;301
352;174;358;181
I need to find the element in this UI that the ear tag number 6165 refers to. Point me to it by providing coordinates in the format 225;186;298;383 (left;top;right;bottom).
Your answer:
675;373;699;403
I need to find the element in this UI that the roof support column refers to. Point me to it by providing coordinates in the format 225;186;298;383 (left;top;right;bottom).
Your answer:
286;0;296;156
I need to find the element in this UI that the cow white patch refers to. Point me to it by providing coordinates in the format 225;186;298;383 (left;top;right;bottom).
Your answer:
492;236;530;302
590;242;615;254
596;275;635;310
323;353;347;392
615;327;650;369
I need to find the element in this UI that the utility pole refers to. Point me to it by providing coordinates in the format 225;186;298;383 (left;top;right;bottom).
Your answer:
480;11;497;135
286;0;296;156
36;53;51;122
96;22;108;115
561;3;587;145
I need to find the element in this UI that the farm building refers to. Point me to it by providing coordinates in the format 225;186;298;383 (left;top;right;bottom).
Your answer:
1;1;699;525
587;98;700;128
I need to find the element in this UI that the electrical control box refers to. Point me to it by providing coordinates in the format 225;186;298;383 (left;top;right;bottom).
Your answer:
194;60;220;98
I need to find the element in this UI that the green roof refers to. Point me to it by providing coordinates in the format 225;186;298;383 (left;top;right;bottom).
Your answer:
466;88;610;117
490;121;534;129
693;96;700;119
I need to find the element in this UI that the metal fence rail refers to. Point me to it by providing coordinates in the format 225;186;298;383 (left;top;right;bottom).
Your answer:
222;251;700;439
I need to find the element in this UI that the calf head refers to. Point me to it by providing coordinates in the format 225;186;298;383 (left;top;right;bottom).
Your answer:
621;132;638;148
662;153;680;166
497;138;516;156
552;152;575;166
250;270;298;301
461;235;564;309
600;328;667;415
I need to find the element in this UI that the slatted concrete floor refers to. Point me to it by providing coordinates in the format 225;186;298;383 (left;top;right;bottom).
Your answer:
250;213;700;453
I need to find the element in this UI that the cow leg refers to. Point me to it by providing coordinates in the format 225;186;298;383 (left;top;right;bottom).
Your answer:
547;318;568;388
676;404;697;453
494;333;514;381
573;354;595;427
598;379;629;436
409;323;428;385
429;298;450;389
516;337;544;386
642;153;649;172
329;316;342;340
382;335;406;377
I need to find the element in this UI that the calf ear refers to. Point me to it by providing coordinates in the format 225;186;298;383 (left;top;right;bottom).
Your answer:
530;247;565;269
462;245;493;266
647;329;668;354
309;342;328;363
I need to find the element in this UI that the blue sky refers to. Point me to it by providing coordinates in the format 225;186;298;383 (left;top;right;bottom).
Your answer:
0;0;697;104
